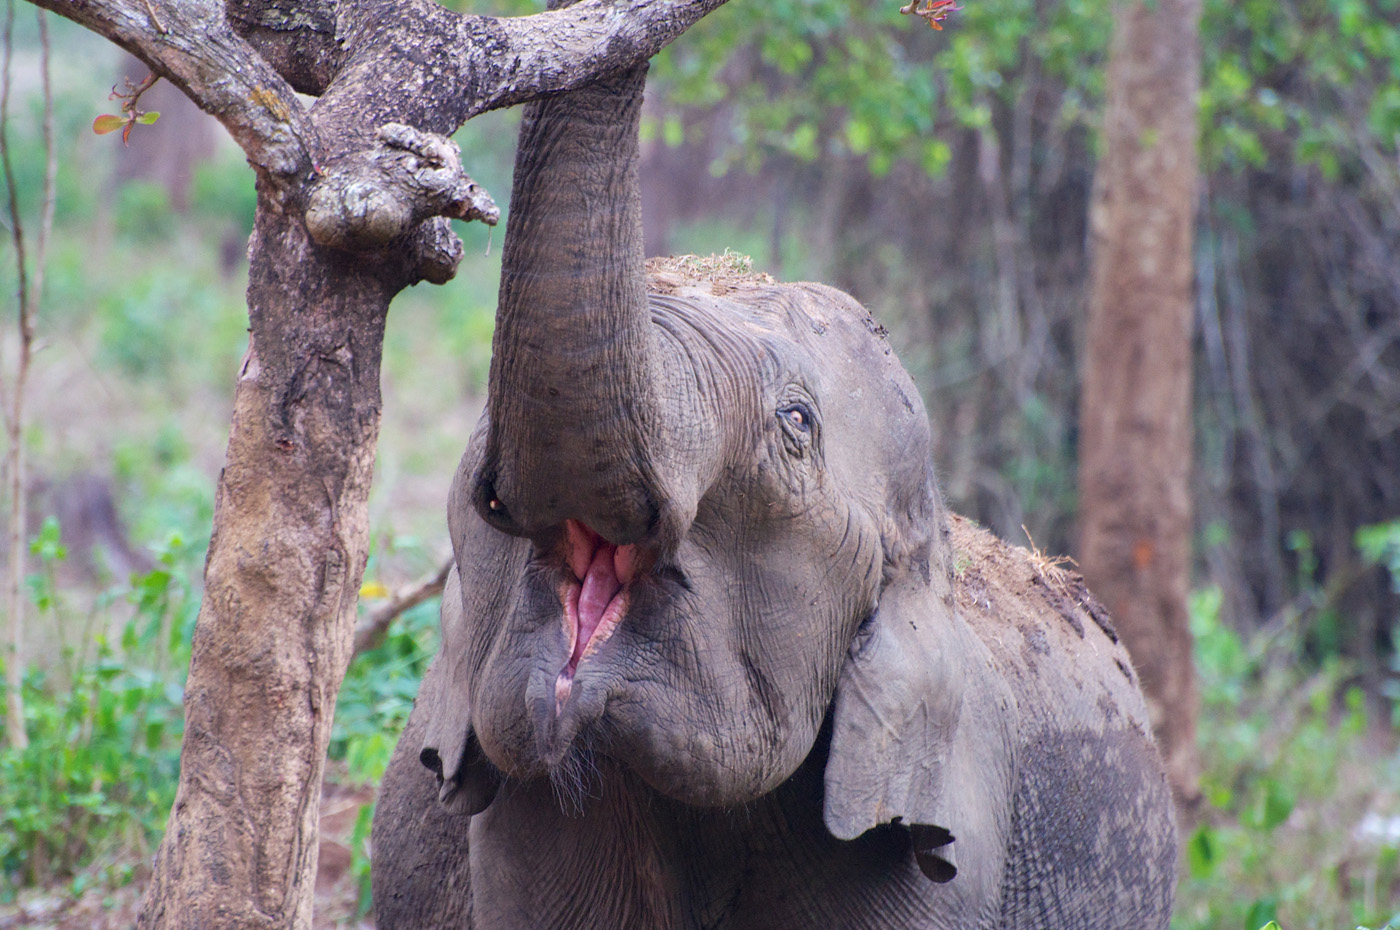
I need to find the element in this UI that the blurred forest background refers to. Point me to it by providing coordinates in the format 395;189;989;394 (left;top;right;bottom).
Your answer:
1;0;1399;927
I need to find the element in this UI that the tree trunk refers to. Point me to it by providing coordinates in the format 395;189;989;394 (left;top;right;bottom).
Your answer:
1078;0;1202;811
137;188;395;929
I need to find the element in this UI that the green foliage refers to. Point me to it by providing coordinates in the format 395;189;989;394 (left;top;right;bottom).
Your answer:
1174;588;1400;930
188;150;259;240
329;595;436;785
1356;520;1400;593
1199;0;1400;176
649;0;1109;179
0;529;199;897
349;802;375;918
652;1;953;177
1355;520;1400;719
323;535;445;917
112;180;176;242
647;0;1400;199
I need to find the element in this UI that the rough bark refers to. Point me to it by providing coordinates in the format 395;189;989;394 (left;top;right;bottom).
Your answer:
26;0;730;925
1078;0;1202;811
137;187;399;930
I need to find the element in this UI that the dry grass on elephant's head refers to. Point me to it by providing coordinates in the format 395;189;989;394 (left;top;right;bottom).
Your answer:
645;251;775;296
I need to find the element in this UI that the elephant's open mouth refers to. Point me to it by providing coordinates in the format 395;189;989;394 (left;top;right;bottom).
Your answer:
553;519;644;712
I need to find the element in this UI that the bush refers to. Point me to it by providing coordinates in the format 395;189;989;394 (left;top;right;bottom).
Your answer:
1175;588;1400;930
0;529;199;899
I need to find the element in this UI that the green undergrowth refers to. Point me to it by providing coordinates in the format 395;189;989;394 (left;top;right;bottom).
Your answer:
1173;585;1400;930
5;520;1396;923
0;529;198;898
0;519;442;904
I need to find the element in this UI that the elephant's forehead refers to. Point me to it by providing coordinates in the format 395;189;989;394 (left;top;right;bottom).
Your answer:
648;283;902;383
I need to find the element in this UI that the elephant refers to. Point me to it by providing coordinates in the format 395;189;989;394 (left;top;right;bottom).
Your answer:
369;59;1177;930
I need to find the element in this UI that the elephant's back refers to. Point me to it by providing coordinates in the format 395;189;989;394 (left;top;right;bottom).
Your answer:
945;514;1150;734
946;514;1177;929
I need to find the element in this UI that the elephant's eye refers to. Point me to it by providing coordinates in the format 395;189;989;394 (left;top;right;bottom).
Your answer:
779;403;813;432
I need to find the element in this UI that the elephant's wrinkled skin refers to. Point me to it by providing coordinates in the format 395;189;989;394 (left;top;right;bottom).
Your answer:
370;62;1176;930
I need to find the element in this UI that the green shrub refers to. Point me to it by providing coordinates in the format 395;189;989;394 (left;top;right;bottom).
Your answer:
112;181;176;243
1175;588;1400;930
0;529;198;899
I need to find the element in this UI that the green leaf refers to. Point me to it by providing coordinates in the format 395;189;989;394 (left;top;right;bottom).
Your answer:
92;114;127;135
29;517;66;562
1248;904;1280;930
1186;824;1217;879
920;139;952;178
786;122;818;161
845;118;874;155
136;111;161;125
662;115;684;148
1244;778;1294;832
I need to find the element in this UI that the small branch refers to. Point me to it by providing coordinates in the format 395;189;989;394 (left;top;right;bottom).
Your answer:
139;0;164;33
352;558;452;658
32;10;54;306
0;0;49;752
1;0;27;348
899;0;962;31
32;0;318;183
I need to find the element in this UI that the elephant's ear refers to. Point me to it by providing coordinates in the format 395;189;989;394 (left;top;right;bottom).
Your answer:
823;554;1014;898
418;564;501;815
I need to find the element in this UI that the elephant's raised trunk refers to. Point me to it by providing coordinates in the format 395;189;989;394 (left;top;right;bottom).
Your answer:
475;62;673;547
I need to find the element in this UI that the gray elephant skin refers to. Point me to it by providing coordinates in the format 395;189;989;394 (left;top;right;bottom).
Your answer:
370;63;1177;930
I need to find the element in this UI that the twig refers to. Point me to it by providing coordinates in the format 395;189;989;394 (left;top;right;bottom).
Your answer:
352;558;452;658
0;1;27;352
1022;523;1078;581
899;0;961;30
141;0;166;35
32;9;54;307
0;0;49;751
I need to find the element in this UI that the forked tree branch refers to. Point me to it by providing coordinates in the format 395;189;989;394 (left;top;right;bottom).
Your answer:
32;0;729;276
469;0;731;115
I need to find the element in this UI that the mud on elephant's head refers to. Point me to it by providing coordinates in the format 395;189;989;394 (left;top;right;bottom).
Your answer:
426;268;949;814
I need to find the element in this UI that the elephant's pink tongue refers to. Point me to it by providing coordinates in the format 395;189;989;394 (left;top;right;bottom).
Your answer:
557;521;638;712
573;545;621;665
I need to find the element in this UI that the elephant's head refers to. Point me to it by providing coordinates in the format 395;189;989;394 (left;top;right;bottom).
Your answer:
419;63;978;883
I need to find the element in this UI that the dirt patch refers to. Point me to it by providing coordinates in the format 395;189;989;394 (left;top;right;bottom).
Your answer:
950;514;1121;648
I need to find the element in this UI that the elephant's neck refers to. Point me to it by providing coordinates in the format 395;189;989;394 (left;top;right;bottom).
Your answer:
467;753;938;930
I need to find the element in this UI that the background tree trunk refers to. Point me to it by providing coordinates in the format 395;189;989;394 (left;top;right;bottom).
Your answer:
1078;0;1203;812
